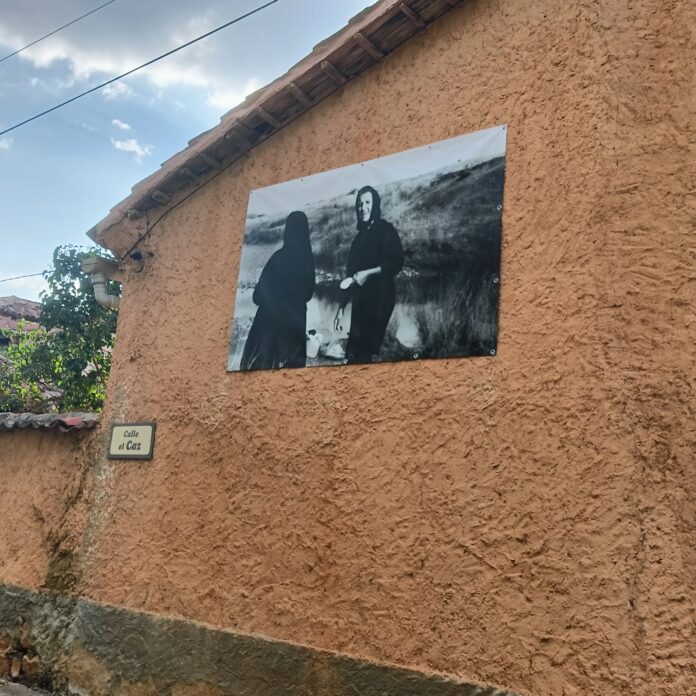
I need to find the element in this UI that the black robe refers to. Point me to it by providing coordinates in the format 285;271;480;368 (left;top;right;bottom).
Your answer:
345;219;403;363
240;249;315;370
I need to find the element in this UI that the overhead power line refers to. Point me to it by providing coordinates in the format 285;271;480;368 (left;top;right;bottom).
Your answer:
0;272;44;284
0;0;119;63
0;0;281;137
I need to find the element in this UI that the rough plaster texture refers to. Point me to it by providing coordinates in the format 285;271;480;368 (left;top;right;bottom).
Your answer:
1;0;694;694
82;0;696;693
0;430;94;592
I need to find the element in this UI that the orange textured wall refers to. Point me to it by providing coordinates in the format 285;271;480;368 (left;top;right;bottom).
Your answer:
76;1;695;694
0;430;94;592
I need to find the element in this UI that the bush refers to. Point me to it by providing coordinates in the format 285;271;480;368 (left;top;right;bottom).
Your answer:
0;323;56;413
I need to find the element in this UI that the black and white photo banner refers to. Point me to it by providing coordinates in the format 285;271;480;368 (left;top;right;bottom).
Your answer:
228;125;506;371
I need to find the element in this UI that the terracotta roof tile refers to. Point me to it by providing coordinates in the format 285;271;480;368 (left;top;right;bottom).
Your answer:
0;412;100;432
0;296;41;321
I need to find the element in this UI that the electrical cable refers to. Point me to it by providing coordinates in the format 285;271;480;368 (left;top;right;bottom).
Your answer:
0;0;281;137
0;0;119;63
0;272;44;283
124;73;315;259
121;161;232;260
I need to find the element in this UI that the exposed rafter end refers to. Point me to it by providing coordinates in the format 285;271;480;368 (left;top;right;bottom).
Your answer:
225;129;253;149
255;106;282;130
126;209;143;220
399;3;426;28
199;153;221;169
321;59;347;85
234;118;255;141
179;166;199;185
288;82;313;108
353;31;385;60
151;190;172;205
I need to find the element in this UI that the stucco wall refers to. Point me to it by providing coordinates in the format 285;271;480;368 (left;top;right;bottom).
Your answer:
0;429;94;592
66;1;695;694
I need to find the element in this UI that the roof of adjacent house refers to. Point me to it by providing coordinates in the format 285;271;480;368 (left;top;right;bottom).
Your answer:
0;295;41;331
88;0;462;256
0;295;41;320
0;411;100;432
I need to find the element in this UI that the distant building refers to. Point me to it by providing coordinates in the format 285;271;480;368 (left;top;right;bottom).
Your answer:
0;295;41;348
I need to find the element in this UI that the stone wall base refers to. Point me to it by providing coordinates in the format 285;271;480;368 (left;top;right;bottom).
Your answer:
0;583;521;696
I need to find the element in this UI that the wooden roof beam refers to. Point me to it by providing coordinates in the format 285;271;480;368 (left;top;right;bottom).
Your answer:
199;153;221;169
151;190;172;205
399;3;426;29
179;166;199;184
233;118;255;141
224;128;253;149
288;82;313;108
126;208;143;220
225;118;257;149
321;59;347;85
353;31;385;60
255;106;282;130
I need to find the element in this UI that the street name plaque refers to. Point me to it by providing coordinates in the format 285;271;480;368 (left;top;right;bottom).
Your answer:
108;423;156;460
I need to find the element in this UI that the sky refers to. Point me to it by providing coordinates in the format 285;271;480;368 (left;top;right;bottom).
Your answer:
0;0;374;300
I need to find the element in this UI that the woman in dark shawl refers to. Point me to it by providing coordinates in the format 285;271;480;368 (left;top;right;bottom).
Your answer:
333;186;403;364
241;211;315;370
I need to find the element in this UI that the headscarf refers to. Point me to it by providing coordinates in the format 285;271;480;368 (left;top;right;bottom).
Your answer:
281;210;314;298
354;185;382;232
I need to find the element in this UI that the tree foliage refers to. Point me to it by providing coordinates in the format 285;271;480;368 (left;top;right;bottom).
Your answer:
0;323;54;413
0;245;120;413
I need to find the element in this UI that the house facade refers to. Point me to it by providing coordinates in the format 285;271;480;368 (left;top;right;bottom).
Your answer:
1;0;694;693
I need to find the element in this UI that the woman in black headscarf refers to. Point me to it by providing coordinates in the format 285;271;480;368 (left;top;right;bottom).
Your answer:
334;186;403;364
241;211;315;370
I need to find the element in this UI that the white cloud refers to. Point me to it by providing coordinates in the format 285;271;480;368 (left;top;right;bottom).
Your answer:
26;74;66;96
111;137;152;163
112;118;131;131
0;9;263;113
207;78;261;111
0;137;13;150
0;0;371;127
102;82;134;100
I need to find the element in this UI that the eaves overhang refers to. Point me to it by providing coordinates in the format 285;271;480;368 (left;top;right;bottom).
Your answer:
87;0;465;258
